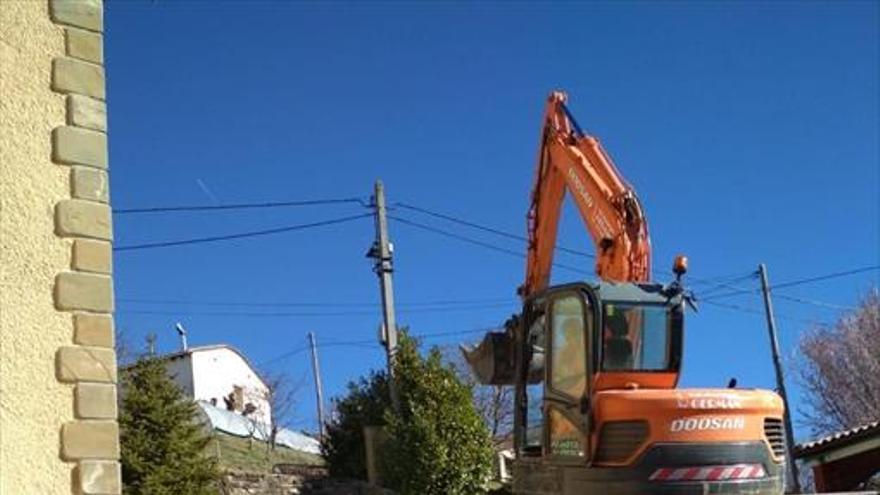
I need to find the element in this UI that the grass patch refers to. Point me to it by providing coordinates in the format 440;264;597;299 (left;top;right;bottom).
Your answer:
208;431;324;473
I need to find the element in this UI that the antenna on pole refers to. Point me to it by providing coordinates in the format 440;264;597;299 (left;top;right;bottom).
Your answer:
175;322;188;352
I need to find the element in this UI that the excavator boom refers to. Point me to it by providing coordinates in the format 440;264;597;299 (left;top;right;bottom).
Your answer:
524;91;650;296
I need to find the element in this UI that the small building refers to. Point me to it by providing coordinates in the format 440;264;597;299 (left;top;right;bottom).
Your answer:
794;420;880;492
155;344;271;426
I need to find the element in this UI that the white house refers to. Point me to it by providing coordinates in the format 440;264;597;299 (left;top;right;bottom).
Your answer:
157;344;271;425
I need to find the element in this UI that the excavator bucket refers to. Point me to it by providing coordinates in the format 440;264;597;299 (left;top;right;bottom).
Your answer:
460;331;515;385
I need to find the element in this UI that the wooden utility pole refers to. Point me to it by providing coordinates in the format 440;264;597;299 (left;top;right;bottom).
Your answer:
370;180;402;414
758;263;801;493
308;331;326;440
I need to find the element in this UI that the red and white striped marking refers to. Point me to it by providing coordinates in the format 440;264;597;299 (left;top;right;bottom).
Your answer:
649;464;766;482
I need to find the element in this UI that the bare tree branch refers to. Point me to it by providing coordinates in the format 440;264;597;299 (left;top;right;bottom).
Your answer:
796;288;880;437
255;370;306;452
442;345;514;446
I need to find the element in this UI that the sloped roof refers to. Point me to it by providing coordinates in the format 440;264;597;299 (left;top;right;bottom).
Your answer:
121;344;268;389
196;401;321;455
159;344;237;361
794;420;880;459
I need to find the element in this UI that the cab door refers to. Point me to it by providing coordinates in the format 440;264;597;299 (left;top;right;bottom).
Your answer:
543;286;597;463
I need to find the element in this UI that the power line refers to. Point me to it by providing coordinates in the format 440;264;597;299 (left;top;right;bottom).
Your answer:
772;293;857;311
692;272;758;296
259;327;493;367
701;299;831;326
394;202;766;296
701;265;879;302
259;342;373;367
116;302;515;318
390;215;525;258
116;296;515;308
388;215;590;275
395;202;593;258
771;265;880;290
114;213;372;252
115;197;368;215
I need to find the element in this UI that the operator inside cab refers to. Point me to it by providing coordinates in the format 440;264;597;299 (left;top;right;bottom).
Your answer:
603;305;634;370
554;317;586;395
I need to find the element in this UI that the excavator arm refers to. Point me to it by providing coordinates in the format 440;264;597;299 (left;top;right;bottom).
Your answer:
523;91;651;297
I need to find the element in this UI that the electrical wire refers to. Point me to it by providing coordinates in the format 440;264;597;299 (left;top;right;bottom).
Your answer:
395;202;593;259
394;202;771;298
114;213;372;252
691;272;758;295
771;293;857;311
258;327;494;367
115;197;368;215
700;265;879;302
388;215;590;275
771;265;880;290
394;205;866;319
116;302;515;318
701;299;831;326
116;296;516;308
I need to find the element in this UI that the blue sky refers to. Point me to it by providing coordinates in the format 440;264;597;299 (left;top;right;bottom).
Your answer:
105;2;879;439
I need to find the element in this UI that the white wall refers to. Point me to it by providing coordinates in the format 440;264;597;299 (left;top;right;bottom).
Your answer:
163;354;194;396
190;348;271;425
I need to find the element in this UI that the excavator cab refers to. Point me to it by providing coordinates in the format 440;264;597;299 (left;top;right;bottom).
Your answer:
514;282;683;458
463;281;683;390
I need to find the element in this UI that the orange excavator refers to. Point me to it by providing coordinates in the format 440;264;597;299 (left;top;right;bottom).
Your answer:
464;92;787;494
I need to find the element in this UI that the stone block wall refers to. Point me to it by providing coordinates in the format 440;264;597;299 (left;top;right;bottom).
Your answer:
220;471;394;495
50;1;120;493
0;0;119;493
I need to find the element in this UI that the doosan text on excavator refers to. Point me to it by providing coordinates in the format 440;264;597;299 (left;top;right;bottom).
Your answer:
463;91;787;495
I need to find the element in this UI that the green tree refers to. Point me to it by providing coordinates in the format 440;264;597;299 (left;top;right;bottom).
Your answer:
383;334;494;495
120;356;219;495
322;370;390;479
323;333;494;495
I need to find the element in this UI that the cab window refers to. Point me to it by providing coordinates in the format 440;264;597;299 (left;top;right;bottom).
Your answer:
524;313;546;454
602;303;672;371
550;294;588;398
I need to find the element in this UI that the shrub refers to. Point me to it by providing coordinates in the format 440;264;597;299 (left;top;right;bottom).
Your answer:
383;334;494;494
322;370;390;479
323;333;494;495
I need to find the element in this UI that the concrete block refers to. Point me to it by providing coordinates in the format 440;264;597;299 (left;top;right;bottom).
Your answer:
61;421;119;460
71;167;109;203
73;239;112;274
56;346;117;383
53;126;107;168
75;383;117;419
66;28;103;64
67;95;107;132
50;0;103;32
52;57;105;100
74;313;115;348
55;199;112;240
55;272;114;312
77;460;121;494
